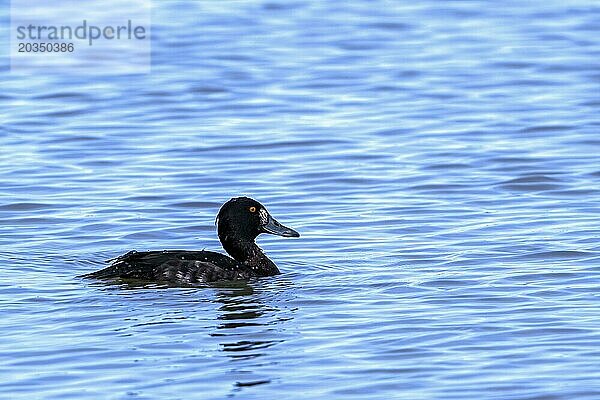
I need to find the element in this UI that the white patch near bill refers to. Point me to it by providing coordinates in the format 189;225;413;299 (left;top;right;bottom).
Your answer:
259;208;269;225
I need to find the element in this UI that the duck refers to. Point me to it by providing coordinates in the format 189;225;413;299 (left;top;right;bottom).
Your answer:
81;197;299;284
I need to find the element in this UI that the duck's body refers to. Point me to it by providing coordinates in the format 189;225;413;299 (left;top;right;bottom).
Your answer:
84;250;254;283
81;197;299;284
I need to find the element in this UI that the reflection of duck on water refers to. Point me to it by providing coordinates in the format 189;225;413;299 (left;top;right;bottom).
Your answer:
211;283;283;360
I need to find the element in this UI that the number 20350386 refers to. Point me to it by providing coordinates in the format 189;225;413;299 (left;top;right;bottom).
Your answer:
18;42;74;52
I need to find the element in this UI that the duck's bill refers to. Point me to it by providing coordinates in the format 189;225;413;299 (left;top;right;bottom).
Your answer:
262;214;300;238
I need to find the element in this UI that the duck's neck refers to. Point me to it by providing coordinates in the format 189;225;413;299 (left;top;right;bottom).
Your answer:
220;237;280;276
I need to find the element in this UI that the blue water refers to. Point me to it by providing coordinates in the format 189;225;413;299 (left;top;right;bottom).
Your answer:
1;1;600;399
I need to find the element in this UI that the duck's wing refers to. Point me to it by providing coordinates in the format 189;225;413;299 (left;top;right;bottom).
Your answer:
80;250;252;283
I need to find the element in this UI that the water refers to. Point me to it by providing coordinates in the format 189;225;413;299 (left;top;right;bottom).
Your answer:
1;1;599;399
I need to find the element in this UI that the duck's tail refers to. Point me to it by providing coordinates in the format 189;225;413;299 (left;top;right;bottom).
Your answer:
78;250;139;279
78;265;121;279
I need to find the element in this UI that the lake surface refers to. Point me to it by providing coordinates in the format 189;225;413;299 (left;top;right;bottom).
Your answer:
1;1;599;399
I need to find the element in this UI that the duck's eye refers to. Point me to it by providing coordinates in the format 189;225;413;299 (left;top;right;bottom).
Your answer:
249;206;257;213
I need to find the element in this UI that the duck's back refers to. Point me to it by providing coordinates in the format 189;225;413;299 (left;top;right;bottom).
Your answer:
82;250;253;284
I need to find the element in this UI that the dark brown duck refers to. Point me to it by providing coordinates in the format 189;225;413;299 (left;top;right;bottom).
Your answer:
81;197;299;284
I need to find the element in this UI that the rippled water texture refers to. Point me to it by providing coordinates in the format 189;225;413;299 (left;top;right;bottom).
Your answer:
1;1;600;399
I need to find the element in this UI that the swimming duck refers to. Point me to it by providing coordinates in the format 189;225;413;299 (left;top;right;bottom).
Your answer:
81;197;299;284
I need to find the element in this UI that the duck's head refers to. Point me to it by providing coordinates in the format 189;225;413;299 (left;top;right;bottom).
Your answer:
216;197;300;244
